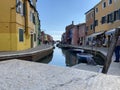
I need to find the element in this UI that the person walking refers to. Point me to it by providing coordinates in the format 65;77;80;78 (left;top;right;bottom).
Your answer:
114;36;120;62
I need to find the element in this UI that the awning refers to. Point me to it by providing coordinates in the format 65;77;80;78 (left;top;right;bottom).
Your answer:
105;29;115;35
87;31;104;39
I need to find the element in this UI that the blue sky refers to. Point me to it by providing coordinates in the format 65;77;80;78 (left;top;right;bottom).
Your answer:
37;0;100;40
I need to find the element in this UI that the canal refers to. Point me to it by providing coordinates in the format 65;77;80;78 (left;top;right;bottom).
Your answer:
37;45;104;67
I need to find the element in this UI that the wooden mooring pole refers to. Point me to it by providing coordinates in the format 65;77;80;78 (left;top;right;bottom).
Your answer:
102;28;120;74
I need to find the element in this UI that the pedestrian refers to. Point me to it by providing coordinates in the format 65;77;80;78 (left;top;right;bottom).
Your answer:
114;36;120;62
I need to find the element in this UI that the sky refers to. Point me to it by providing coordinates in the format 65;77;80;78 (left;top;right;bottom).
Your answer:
37;0;100;40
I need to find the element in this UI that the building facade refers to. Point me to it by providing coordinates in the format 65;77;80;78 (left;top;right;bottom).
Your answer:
0;0;40;51
78;23;86;46
85;0;120;46
61;32;66;44
85;8;95;36
64;22;86;46
95;0;120;33
65;22;74;44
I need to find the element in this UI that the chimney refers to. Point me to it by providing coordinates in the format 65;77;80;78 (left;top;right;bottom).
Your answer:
72;21;74;25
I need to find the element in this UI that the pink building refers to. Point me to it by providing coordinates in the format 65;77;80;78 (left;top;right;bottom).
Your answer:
64;22;86;46
61;32;66;44
71;26;79;45
65;22;74;44
71;23;86;46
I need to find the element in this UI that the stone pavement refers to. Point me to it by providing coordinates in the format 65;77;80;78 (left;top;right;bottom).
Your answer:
0;44;52;56
72;45;120;76
0;59;120;90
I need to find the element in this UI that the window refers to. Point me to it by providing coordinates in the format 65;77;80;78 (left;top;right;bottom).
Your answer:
91;13;94;18
33;14;35;24
20;2;23;16
119;9;120;19
16;0;24;16
108;0;112;4
95;20;98;26
34;33;36;41
101;16;106;24
30;11;35;24
114;9;120;20
107;13;114;23
114;10;119;21
102;2;106;8
19;29;24;42
90;24;93;30
16;0;20;13
96;8;98;13
30;11;33;22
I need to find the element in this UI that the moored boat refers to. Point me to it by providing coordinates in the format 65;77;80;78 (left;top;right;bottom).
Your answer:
76;53;96;65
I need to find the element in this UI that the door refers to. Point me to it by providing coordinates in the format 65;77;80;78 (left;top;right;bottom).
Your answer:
31;34;33;48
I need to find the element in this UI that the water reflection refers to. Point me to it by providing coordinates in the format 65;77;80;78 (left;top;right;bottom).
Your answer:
38;46;78;67
61;49;78;67
38;46;104;67
36;52;53;63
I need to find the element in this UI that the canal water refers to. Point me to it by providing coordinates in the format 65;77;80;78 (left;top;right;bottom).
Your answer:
37;46;104;67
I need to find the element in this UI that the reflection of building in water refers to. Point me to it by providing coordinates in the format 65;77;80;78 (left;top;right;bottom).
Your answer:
61;49;78;66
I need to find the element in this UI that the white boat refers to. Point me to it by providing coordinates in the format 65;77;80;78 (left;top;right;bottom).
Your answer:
76;53;96;65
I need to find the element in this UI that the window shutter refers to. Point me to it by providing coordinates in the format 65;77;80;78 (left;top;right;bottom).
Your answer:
107;14;109;23
114;11;117;21
23;3;26;16
119;9;120;20
19;29;24;42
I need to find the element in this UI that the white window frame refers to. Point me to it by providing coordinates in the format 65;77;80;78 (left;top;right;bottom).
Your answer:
108;0;112;5
16;0;24;16
102;2;106;9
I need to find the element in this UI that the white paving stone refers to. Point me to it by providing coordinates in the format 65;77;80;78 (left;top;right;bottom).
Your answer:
0;59;120;90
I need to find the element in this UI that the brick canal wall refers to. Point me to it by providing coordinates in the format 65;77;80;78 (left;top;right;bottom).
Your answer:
0;45;54;61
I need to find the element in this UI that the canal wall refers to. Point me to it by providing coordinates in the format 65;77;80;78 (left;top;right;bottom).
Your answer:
58;44;120;76
58;44;106;63
0;59;120;90
0;44;54;61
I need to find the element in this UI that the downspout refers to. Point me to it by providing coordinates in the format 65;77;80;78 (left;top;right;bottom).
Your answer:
93;8;95;33
24;0;27;35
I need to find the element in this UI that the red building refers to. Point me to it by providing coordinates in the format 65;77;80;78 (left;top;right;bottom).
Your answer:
40;31;53;44
71;26;79;45
64;22;86;46
61;32;66;44
65;22;74;44
78;23;86;45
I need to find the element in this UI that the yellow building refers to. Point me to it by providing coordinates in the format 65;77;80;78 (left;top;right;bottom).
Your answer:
95;0;120;33
0;0;38;51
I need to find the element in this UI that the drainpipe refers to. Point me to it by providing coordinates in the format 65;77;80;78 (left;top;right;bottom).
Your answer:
24;0;27;34
93;8;95;33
